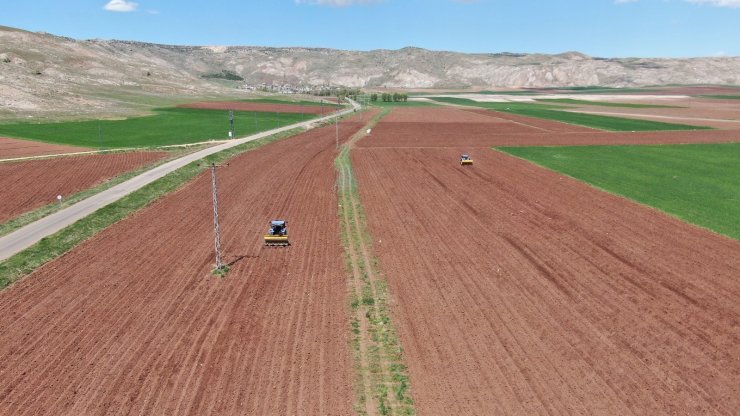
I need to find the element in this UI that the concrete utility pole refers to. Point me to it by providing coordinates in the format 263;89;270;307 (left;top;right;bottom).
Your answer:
336;114;340;149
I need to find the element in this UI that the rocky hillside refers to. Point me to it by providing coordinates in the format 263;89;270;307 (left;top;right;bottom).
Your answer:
1;25;739;116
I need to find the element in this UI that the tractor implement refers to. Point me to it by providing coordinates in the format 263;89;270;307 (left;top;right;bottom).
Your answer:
460;154;473;166
264;220;290;246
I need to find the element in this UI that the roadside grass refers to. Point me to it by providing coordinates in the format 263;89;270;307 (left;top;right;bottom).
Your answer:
0;146;210;238
697;95;740;100
0;107;316;148
431;97;711;131
336;108;415;416
0;128;303;290
498;142;740;240
536;98;681;108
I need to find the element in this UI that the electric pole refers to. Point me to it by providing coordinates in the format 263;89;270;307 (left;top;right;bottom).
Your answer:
229;110;235;139
98;121;103;152
205;162;227;271
336;114;339;149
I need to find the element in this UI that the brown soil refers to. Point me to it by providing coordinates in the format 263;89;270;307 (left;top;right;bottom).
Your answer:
467;109;599;132
646;85;740;96
351;142;740;415
179;101;336;115
0;137;89;159
0;152;168;224
0;115;373;415
561;98;740;130
358;108;740;148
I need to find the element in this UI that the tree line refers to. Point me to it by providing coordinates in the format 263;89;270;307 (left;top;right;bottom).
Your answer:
370;92;408;102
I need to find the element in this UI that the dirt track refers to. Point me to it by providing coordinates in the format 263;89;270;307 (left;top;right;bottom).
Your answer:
358;108;740;148
0;152;168;224
0;137;89;159
0;114;373;415
351;108;740;414
179;101;335;115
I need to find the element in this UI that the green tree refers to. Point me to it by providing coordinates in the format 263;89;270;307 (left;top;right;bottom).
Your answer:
370;93;378;102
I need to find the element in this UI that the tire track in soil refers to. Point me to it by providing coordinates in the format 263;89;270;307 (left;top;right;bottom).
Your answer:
0;115;372;415
350;107;740;415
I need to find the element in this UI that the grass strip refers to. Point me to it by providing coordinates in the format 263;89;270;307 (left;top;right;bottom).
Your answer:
536;98;681;108
336;108;415;415
431;97;711;131
0;107;316;148
0;128;303;290
498;142;740;240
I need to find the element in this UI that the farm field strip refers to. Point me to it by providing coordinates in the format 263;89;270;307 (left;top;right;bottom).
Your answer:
430;97;712;131
0;107;318;148
535;98;681;108
356;108;740;148
564;109;740;129
0;115;372;415
0;151;168;225
179;100;339;114
0;137;89;159
500;143;740;240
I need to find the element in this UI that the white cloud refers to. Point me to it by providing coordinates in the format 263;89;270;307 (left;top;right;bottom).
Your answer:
104;0;139;12
614;0;639;4
295;0;383;6
686;0;740;7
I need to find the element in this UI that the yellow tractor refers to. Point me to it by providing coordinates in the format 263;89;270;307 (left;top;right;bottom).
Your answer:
460;154;473;166
264;220;289;246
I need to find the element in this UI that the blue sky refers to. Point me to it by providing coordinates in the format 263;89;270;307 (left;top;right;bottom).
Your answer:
1;0;738;57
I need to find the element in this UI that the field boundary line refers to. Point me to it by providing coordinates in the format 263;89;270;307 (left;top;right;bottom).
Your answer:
336;108;416;416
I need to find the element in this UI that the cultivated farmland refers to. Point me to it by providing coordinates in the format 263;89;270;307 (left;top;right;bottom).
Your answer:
0;107;317;148
351;106;740;415
0;114;374;415
0;102;738;416
0;151;168;224
0;137;88;159
179;100;339;115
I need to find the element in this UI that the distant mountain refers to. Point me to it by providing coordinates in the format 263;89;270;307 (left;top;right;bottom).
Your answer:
1;25;739;116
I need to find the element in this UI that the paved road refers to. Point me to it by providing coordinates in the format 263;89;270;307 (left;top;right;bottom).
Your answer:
0;101;360;261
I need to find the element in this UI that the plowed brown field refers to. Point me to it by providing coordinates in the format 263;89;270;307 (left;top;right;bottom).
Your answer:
0;151;168;223
358;108;740;148
179;101;335;115
0;115;373;415
0;137;89;159
351;108;740;415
